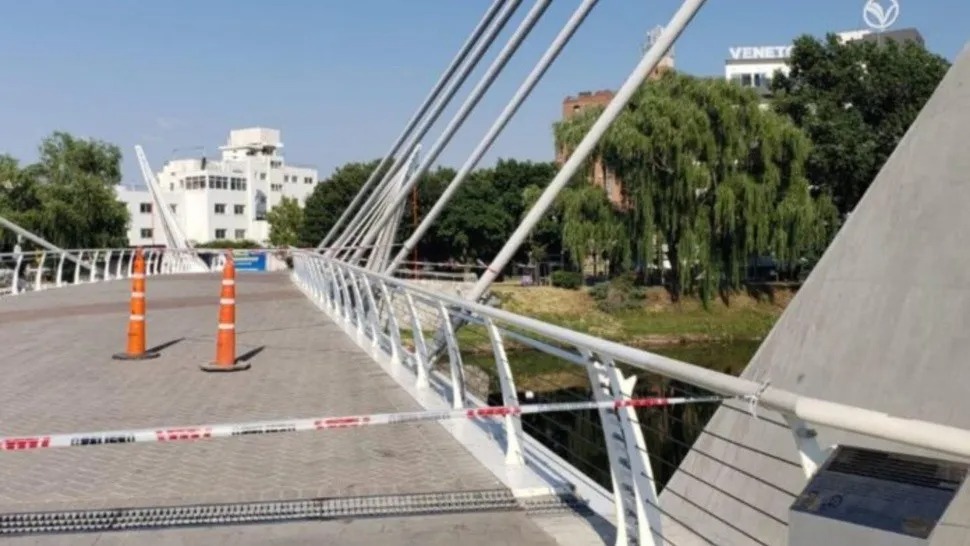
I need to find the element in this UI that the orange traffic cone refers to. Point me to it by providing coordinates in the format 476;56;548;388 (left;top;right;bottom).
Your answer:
200;253;250;372
113;248;160;361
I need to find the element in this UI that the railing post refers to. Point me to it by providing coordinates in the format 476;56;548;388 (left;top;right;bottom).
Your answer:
483;317;524;466
436;302;466;409
101;250;110;279
56;252;67;288
347;270;368;340
339;266;355;323
323;261;340;313
309;257;324;302
403;292;430;389
33;252;45;291
378;280;404;369
74;250;84;285
88;250;100;282
327;261;342;317
126;250;134;278
581;349;659;546
606;358;663;545
115;250;125;279
12;253;23;295
358;274;382;348
782;414;829;480
103;250;114;281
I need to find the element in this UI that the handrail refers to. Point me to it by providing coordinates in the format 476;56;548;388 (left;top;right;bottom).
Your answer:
293;250;970;461
292;249;970;544
0;247;292;297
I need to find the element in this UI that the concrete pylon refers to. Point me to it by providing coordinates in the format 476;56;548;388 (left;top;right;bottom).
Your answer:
658;43;970;545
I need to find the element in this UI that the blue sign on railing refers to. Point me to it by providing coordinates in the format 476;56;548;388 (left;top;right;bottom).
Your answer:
232;250;267;272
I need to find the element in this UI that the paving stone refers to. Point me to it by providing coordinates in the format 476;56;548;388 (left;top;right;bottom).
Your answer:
0;273;504;510
0;273;602;545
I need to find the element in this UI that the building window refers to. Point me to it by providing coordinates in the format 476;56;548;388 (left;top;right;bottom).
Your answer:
214;229;227;239
214;203;226;214
140;228;153;238
169;204;177;213
230;177;247;191
234;229;246;239
283;175;289;182
169;183;174;191
208;175;228;190
259;172;267;180
305;177;313;184
139;202;152;214
740;73;753;87
270;160;282;168
184;175;206;190
234;204;245;215
271;183;283;192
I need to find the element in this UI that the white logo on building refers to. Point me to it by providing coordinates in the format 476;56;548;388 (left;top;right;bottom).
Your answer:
863;0;900;32
728;46;793;62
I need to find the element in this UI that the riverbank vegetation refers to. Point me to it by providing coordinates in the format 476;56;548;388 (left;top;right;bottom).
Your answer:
491;280;791;345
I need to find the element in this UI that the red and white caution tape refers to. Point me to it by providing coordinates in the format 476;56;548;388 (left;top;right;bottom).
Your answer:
0;395;725;452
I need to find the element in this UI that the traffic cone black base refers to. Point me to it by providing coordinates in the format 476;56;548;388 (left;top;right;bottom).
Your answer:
199;361;251;373
112;351;161;361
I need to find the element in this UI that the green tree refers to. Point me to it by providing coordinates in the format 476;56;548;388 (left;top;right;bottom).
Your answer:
556;72;837;302
267;196;304;247
299;159;391;248
419;160;559;265
560;182;628;277
771;34;950;215
521;183;563;267
0;132;129;250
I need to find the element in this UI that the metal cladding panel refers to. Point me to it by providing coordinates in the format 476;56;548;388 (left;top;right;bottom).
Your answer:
659;43;970;546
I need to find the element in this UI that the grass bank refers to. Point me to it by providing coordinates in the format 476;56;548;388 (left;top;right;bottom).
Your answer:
490;283;793;347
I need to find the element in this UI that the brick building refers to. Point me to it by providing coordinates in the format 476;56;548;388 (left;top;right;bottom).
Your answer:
557;90;623;206
556;47;674;209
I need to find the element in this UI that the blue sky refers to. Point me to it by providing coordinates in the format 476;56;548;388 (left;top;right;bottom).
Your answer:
0;1;964;186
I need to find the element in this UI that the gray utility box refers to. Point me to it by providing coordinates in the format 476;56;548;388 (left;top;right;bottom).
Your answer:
789;445;968;546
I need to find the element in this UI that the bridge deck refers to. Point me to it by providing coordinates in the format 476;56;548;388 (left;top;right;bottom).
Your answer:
0;274;567;544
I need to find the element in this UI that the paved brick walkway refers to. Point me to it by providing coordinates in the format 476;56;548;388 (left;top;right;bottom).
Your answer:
0;273;571;545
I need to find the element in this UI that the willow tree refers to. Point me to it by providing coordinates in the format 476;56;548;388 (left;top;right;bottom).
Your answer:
555;72;837;301
559;182;629;277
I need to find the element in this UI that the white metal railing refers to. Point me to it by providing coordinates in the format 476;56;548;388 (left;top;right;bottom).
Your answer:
0;247;291;297
290;249;970;546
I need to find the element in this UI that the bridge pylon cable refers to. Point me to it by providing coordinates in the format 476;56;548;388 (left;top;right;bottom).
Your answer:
348;0;553;266
384;0;601;275
318;0;510;253
327;0;524;260
332;148;419;262
464;0;709;303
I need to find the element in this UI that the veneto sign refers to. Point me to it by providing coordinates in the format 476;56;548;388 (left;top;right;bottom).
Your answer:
728;46;793;61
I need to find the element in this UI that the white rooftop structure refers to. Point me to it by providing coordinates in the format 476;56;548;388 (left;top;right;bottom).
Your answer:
118;128;319;246
723;29;912;95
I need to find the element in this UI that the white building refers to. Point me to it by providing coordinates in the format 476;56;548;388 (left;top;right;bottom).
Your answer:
118;128;319;246
724;28;924;95
117;185;162;247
